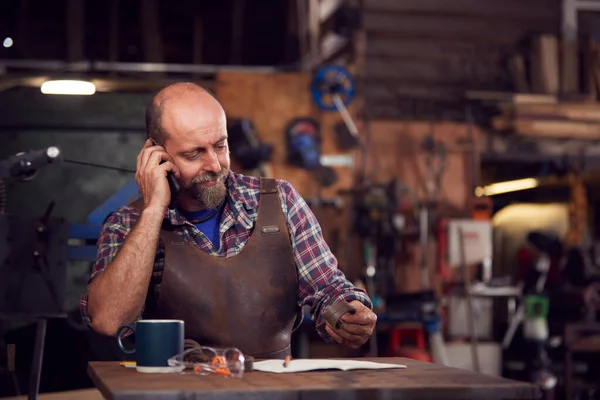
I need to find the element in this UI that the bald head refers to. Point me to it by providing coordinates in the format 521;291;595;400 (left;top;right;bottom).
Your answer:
145;82;223;145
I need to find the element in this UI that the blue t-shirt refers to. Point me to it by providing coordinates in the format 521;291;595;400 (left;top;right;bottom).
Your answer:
181;203;224;251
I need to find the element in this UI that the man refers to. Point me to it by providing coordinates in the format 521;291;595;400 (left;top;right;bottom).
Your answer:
80;83;376;359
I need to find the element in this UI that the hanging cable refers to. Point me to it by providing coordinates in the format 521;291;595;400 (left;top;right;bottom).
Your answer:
62;159;135;174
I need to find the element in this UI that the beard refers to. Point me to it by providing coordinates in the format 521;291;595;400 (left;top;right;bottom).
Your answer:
181;168;228;209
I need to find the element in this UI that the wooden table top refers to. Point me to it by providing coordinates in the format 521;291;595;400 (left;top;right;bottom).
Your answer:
88;358;541;400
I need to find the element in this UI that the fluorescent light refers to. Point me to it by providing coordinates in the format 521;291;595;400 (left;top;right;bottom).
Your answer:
475;178;539;197
40;80;96;95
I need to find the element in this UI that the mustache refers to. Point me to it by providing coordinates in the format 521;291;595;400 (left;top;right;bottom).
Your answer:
191;168;227;184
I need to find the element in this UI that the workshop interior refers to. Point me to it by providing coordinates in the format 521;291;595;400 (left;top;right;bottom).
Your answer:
1;0;600;399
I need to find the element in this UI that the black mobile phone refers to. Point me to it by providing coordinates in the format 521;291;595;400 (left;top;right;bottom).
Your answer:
150;138;180;209
166;171;180;209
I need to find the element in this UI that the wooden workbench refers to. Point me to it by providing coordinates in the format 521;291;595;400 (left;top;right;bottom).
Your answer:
88;358;541;400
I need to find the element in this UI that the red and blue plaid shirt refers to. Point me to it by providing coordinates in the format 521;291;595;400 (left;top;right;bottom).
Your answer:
80;170;372;342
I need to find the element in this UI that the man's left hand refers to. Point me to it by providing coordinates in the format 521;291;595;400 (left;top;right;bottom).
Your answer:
325;300;377;349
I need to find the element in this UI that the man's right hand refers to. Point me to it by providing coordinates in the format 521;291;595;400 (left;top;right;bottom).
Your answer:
135;139;180;210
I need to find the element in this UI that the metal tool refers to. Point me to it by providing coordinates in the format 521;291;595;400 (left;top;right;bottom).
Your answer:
310;65;359;141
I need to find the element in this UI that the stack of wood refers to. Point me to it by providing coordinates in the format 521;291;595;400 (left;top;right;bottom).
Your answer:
468;33;600;140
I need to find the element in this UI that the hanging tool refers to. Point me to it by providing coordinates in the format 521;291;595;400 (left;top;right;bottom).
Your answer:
310;65;362;148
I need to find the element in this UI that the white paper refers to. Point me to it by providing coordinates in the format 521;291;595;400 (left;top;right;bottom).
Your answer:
252;359;407;373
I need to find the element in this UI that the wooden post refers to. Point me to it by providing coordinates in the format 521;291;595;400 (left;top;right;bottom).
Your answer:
309;0;320;67
296;0;309;69
66;0;85;62
230;0;246;64
141;0;163;63
109;0;119;77
17;0;30;58
193;15;203;65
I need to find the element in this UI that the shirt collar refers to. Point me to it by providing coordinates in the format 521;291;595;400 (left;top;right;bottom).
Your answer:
164;170;257;229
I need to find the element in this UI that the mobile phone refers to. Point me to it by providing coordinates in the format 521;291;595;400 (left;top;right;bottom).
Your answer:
166;171;180;209
150;138;180;209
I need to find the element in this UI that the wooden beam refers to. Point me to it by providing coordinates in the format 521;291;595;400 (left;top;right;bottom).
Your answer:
365;83;465;102
366;29;531;45
66;0;85;62
363;0;557;20
320;0;347;23
140;0;163;63
109;0;119;64
562;0;578;41
363;12;558;39
193;15;203;65
530;34;560;94
230;0;246;64
17;0;30;58
365;58;503;84
309;0;320;67
365;38;507;64
296;0;309;69
320;32;348;62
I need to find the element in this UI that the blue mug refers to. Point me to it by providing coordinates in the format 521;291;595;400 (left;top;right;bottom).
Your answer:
116;319;184;373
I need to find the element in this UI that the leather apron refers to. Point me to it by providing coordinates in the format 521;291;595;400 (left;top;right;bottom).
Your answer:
134;178;300;359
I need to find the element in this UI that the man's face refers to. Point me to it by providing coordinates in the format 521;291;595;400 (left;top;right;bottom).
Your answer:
161;95;231;210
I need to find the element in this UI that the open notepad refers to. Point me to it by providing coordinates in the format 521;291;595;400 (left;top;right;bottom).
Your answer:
252;359;407;373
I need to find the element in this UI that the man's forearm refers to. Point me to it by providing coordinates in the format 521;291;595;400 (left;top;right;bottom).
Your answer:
87;206;165;335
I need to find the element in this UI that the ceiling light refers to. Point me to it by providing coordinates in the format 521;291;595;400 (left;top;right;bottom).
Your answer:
475;178;539;197
40;80;96;95
3;37;13;48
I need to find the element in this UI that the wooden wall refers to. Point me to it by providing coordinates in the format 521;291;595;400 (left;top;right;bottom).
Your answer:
357;120;482;292
214;71;357;199
214;71;481;291
214;71;359;275
359;120;481;212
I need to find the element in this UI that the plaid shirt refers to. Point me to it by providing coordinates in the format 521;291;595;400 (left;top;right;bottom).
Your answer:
80;170;372;342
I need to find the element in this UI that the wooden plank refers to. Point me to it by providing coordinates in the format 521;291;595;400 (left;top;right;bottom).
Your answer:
365;59;503;85
193;15;203;64
561;39;580;94
508;54;529;92
320;0;347;22
584;36;598;98
365;83;464;103
362;0;558;20
513;119;600;139
364;101;467;121
366;38;506;60
230;0;246;64
108;0;119;64
309;0;320;66
296;0;309;67
465;91;558;104
141;0;163;63
363;12;558;39
66;0;84;62
531;34;560;94
366;29;532;46
16;0;30;57
510;102;600;122
320;32;348;62
87;359;540;400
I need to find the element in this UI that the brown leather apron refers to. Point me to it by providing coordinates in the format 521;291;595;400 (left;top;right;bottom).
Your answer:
134;178;300;359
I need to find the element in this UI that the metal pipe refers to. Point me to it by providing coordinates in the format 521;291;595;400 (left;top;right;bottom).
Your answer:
0;59;280;74
332;93;360;138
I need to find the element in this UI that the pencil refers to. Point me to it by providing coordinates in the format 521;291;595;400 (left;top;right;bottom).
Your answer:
283;355;292;368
